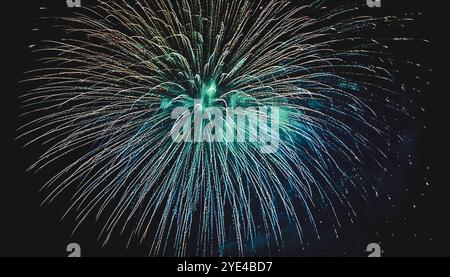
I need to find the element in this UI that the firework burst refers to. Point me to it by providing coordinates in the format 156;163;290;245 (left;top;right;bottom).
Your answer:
20;0;420;256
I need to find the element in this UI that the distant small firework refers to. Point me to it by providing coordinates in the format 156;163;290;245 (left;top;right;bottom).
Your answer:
20;0;423;256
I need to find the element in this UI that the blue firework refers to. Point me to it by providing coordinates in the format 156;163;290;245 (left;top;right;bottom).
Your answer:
20;0;420;256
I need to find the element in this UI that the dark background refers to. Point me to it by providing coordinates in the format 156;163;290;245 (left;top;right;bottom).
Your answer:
1;0;447;257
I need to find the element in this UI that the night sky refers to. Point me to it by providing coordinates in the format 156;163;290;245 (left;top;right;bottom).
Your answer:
2;0;447;257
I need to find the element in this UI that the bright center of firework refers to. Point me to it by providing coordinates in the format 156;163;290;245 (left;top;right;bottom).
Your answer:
206;84;217;97
200;82;217;108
